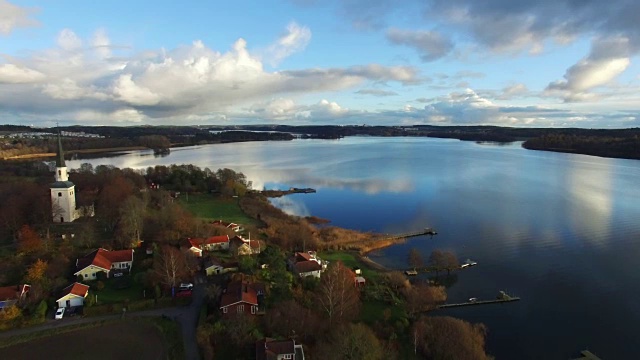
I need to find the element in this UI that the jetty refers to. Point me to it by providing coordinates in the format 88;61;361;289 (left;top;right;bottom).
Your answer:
436;291;520;309
376;228;438;241
261;187;317;197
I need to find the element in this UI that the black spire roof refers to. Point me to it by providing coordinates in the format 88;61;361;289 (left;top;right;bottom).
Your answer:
56;130;65;168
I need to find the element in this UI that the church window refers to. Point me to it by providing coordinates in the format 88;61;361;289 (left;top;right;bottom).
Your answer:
58;192;62;197
58;170;61;176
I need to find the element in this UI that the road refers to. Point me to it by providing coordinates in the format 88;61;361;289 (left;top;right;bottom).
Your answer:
0;274;208;360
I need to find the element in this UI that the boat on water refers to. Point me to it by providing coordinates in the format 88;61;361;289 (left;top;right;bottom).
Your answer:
460;259;478;268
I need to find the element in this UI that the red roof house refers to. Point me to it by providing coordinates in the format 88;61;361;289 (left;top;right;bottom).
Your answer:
220;280;264;316
56;282;90;308
256;338;305;360
74;248;134;280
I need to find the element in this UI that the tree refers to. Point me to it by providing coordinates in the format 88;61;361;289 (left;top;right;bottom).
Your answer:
24;259;48;284
442;251;459;275
403;283;447;314
428;250;445;276
96;176;135;232
17;225;43;254
386;271;410;291
116;196;147;248
321;323;383;360
412;316;489;360
429;249;459;275
153;246;189;291
408;248;424;270
316;261;360;325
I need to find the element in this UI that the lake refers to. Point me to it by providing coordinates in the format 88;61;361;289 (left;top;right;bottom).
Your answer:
68;137;640;359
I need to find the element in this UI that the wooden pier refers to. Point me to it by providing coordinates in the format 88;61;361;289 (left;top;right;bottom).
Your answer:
436;291;520;309
376;228;438;241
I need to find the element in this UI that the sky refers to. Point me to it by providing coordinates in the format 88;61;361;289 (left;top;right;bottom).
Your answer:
1;0;639;128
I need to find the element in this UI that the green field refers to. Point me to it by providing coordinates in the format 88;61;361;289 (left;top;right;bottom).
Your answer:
319;251;380;280
178;193;257;225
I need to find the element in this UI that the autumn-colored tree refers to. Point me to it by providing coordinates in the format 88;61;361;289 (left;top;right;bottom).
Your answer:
408;248;424;270
316;261;360;326
386;271;410;291
0;305;22;328
263;300;327;345
116;196;147;248
153;246;189;290
96;176;135;232
24;259;48;284
17;225;43;254
429;249;459;275
402;283;447;314
412;316;489;360
442;250;459;275
318;323;383;360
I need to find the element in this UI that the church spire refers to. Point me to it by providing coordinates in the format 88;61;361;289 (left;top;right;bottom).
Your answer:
56;129;66;168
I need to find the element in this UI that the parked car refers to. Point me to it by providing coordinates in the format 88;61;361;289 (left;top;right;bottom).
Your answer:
55;307;65;320
469;297;478;303
179;283;193;291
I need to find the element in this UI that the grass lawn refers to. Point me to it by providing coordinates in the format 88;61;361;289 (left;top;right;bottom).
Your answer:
360;300;408;326
178;193;257;225
319;251;380;281
94;277;145;304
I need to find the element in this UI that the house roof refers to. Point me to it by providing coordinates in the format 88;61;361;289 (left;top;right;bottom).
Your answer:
295;252;312;261
203;235;229;245
59;282;89;299
220;281;259;308
256;338;295;360
76;248;134;273
212;220;239;229
294;261;322;273
0;284;29;301
51;181;75;189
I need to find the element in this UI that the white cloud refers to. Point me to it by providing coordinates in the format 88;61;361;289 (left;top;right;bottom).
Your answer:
0;63;45;83
0;0;39;35
386;28;453;61
0;23;420;124
355;88;398;96
247;98;351;122
545;37;631;102
265;22;312;66
57;28;83;50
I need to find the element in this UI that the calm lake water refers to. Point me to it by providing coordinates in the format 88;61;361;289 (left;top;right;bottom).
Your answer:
68;137;640;359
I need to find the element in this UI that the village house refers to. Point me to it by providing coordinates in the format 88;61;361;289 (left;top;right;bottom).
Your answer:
204;258;239;276
184;235;230;257
220;280;265;316
0;284;30;309
74;248;134;280
56;282;90;308
212;219;242;232
287;251;325;278
229;235;262;256
256;338;305;360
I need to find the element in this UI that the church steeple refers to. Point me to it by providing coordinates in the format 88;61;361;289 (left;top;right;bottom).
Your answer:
56;130;66;168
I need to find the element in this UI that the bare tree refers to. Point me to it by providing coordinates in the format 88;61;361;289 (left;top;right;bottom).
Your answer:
316;261;360;326
403;283;447;314
153;245;188;290
412;316;489;360
408;248;424;270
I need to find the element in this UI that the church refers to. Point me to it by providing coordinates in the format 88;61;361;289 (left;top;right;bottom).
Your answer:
50;133;80;223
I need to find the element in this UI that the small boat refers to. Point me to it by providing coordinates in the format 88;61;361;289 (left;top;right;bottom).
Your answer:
461;259;477;268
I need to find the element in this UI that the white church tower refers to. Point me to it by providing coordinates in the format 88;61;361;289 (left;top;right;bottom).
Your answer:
51;132;79;223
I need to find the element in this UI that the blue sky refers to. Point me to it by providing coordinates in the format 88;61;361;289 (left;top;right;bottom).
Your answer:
1;0;639;128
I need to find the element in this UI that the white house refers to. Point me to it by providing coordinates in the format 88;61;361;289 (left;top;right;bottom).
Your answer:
205;258;224;276
57;282;90;308
74;248;134;280
287;252;324;278
256;338;305;360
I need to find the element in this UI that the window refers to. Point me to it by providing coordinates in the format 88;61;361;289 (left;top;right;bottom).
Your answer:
58;192;62;197
84;274;88;278
237;305;244;313
251;306;256;314
222;307;227;313
58;170;61;176
284;355;292;359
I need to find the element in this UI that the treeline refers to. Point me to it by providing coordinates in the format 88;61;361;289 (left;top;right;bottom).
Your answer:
523;133;640;160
